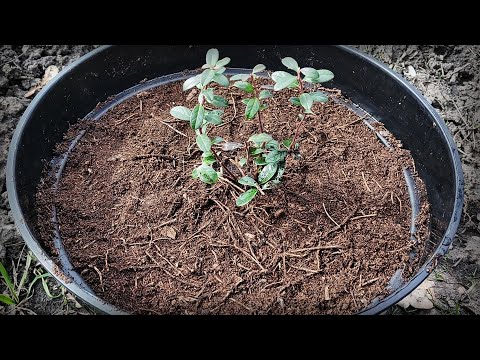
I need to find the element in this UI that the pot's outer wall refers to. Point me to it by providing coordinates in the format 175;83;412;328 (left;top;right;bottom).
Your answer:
7;45;464;314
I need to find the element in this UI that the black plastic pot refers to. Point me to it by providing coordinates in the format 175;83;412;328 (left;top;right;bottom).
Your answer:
6;45;464;314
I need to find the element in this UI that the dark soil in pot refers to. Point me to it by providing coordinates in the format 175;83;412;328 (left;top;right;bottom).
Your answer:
35;78;430;314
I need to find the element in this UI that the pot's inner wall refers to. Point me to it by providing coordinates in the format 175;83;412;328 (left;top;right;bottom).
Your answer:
16;45;454;259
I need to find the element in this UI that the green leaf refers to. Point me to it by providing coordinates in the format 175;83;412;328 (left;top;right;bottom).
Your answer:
192;167;200;179
213;74;229;87
205;110;223;125
259;90;272;100
300;67;319;78
196;134;211;153
231;73;250;81
266;140;279;150
190;104;206;130
215;57;231;68
289;97;301;106
248;133;272;144
202;152;216;165
206;48;219;66
0;261;17;303
271;71;298;91
234;81;254;93
170;106;191;121
310;91;328;103
183;74;202;91
212;136;224;145
316;69;334;83
282;138;293;148
299;93;313;112
236;188;258;207
201;69;216;87
262;161;286;190
198;164;219;184
0;294;15;305
211;95;228;108
216;67;226;74
238;176;258;187
245;98;260;119
255;157;267;166
260;104;268;111
258;163;278;184
241;99;250;105
253;64;266;73
265;150;287;164
239;158;247;167
202;88;214;102
281;57;299;71
249;147;264;156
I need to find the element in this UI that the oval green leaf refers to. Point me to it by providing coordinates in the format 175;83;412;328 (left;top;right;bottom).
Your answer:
213;74;229;87
245;98;260;119
201;69;216;87
196;134;211;153
259;90;272;100
248;133;272;144
238;176;258;187
316;69;334;83
215;57;230;68
183;74;201;91
198;164;219;184
202;152;216;165
205;111;223;125
236;188;258;207
239;158;247;167
258;163;278;184
272;71;298;91
190;104;205;130
234;81;254;93
206;48;219;66
170;106;191;121
265;150;286;164
300;67;318;78
211;95;228;108
253;64;266;73
281;57;299;71
310;91;328;103
289;97;301;106
299;93;313;111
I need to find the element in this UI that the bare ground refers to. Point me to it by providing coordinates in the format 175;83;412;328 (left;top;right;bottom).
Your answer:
0;45;478;315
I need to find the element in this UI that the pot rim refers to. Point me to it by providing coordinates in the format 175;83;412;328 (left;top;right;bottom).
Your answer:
6;45;464;315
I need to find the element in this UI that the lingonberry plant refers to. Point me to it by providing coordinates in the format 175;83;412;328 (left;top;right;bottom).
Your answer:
169;50;334;207
272;57;334;150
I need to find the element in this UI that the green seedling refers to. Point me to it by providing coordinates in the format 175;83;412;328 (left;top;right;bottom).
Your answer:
231;64;272;133
170;48;235;184
271;56;334;150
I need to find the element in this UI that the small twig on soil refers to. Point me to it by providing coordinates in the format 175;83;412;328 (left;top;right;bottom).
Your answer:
350;213;377;221
322;202;340;227
131;154;175;161
91;266;105;292
155;218;177;228
361;172;372;192
289;244;345;253
219;176;244;193
218;94;238;128
337;115;367;129
186;220;213;241
361;277;380;287
160;120;188;137
115;113;137;126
